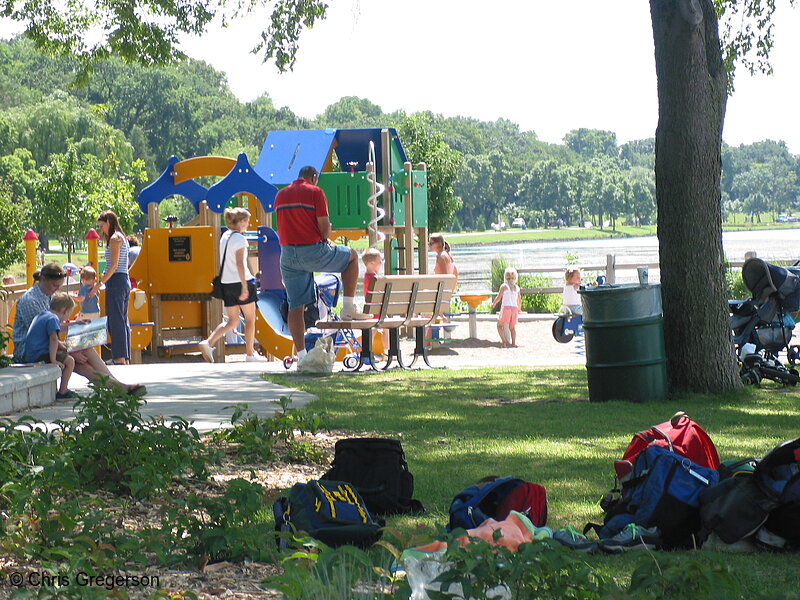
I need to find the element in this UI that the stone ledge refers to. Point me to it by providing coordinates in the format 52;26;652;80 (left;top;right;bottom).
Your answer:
0;364;61;415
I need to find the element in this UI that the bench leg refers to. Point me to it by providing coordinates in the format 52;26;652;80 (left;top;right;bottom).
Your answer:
408;326;433;368
384;328;410;370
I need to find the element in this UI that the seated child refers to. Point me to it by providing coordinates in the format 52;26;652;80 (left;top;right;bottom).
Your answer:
75;266;101;321
362;248;388;354
562;269;582;315
24;292;77;400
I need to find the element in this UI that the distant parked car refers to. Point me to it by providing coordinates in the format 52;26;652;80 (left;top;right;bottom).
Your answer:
776;214;789;223
788;216;799;223
511;217;526;228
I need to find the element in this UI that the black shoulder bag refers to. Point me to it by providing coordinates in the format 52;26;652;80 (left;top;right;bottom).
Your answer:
210;236;231;299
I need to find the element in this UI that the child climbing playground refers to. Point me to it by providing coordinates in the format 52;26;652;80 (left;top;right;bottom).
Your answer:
492;267;522;348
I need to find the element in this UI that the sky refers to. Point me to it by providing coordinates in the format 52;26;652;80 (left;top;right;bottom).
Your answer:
2;1;799;153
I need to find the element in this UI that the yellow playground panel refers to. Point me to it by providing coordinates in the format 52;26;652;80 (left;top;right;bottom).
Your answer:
129;226;218;354
134;226;216;295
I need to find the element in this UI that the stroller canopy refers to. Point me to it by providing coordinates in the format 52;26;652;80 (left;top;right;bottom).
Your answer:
742;258;800;313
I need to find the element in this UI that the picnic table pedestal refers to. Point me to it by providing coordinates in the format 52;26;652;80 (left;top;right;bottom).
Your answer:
460;294;490;339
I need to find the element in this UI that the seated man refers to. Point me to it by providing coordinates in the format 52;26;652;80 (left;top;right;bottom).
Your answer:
275;165;369;366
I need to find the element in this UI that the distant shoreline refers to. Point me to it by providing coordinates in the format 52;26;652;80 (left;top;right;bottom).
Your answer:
444;224;800;247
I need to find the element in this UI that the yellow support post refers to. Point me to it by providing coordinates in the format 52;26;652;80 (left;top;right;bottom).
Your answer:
23;229;38;286
85;228;100;271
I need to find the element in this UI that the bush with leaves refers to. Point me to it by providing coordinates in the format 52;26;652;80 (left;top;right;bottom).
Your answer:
213;398;324;463
266;529;746;600
54;380;217;497
152;478;277;565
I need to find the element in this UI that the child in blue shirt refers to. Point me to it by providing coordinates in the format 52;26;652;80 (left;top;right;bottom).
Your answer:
25;292;77;399
76;266;101;320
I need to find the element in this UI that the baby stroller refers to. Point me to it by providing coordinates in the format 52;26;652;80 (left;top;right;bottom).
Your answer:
730;258;800;386
289;273;365;370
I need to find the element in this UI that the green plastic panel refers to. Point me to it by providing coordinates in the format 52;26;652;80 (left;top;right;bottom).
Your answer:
390;169;406;227
412;170;428;227
389;237;400;274
317;173;370;229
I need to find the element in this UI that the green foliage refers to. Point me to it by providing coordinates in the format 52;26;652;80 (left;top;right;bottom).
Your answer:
161;478;276;564
627;554;742;599
518;273;562;313
3;0;331;81
490;255;562;314
490;255;509;300
34;142;146;258
56;379;216;497
396;113;464;232
726;267;749;300
265;531;745;600
430;534;613;599
265;536;402;600
212;398;324;463
0;181;27;273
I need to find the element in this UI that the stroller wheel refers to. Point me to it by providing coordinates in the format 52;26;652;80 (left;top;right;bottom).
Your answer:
343;355;359;370
741;369;762;386
790;368;799;386
283;356;295;370
789;346;800;364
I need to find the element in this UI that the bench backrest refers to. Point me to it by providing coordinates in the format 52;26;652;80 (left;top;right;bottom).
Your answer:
366;274;456;323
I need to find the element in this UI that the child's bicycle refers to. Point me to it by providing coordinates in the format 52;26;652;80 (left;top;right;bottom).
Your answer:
552;307;583;343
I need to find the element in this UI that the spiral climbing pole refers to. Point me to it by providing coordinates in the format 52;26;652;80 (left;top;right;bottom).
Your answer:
365;141;386;250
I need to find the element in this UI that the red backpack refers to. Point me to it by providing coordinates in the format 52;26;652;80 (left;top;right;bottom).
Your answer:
614;411;720;480
496;482;548;526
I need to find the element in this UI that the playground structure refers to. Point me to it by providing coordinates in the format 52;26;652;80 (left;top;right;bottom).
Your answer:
132;128;430;362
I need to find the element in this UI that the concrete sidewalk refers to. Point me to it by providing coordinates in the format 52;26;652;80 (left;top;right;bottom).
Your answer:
10;361;315;432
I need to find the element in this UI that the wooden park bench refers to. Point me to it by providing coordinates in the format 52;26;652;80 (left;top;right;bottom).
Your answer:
315;274;457;371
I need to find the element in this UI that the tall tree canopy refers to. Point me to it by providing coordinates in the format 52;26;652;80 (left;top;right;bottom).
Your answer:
1;0;328;80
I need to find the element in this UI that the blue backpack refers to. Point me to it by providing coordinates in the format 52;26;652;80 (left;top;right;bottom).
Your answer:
594;445;719;549
273;479;384;550
448;476;548;531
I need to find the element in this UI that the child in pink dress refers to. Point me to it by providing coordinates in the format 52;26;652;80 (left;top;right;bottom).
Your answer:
492;267;522;347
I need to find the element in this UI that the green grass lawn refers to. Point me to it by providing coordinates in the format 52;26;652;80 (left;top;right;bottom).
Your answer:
264;366;800;597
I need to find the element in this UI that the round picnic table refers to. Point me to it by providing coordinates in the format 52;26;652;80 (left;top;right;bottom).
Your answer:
459;294;491;339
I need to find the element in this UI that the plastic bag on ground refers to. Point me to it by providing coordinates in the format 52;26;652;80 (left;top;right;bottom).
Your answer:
298;335;335;374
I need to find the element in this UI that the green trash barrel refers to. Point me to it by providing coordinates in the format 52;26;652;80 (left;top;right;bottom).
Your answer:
578;283;667;402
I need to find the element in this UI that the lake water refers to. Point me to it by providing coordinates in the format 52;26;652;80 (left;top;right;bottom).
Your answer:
444;229;800;292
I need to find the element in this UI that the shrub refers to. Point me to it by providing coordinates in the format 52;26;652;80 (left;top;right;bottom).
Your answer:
56;379;217;498
213;398;323;463
518;273;562;313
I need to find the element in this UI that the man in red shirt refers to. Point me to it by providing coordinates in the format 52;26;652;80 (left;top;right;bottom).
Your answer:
276;165;369;363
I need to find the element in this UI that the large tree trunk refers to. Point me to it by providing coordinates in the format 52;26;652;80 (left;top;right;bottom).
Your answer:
650;0;740;394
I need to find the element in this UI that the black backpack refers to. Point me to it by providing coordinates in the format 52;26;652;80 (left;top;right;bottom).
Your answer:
321;438;424;516
700;438;800;548
279;295;319;328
